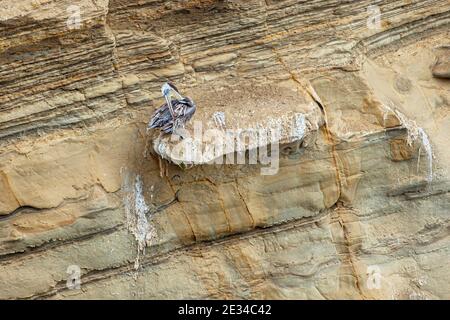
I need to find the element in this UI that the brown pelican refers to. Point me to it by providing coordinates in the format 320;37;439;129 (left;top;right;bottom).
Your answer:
148;82;196;134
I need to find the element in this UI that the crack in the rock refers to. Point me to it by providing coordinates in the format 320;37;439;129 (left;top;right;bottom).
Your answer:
331;203;367;299
261;2;370;298
0;205;42;222
0;224;124;265
163;171;198;242
234;178;255;228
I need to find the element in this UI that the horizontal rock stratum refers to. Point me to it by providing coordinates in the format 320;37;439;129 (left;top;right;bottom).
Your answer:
0;0;449;299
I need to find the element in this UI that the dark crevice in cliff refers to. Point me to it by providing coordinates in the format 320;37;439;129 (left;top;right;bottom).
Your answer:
0;205;42;222
0;224;123;265
0;183;119;222
148;191;180;216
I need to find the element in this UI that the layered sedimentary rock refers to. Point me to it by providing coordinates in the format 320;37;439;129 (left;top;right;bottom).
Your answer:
0;0;449;299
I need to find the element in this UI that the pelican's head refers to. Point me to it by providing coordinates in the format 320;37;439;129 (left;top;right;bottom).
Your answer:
161;82;183;100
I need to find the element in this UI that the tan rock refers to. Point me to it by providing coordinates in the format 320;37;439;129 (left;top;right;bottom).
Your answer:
432;46;450;79
0;0;449;300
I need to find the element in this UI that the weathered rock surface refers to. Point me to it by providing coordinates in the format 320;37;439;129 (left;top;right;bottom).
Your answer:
0;0;449;299
432;46;450;79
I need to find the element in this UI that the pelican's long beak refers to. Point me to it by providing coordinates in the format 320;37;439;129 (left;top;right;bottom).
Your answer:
164;94;175;118
165;82;183;100
172;89;184;100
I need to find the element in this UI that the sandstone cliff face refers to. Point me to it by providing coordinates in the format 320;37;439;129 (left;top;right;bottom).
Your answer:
0;0;449;299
